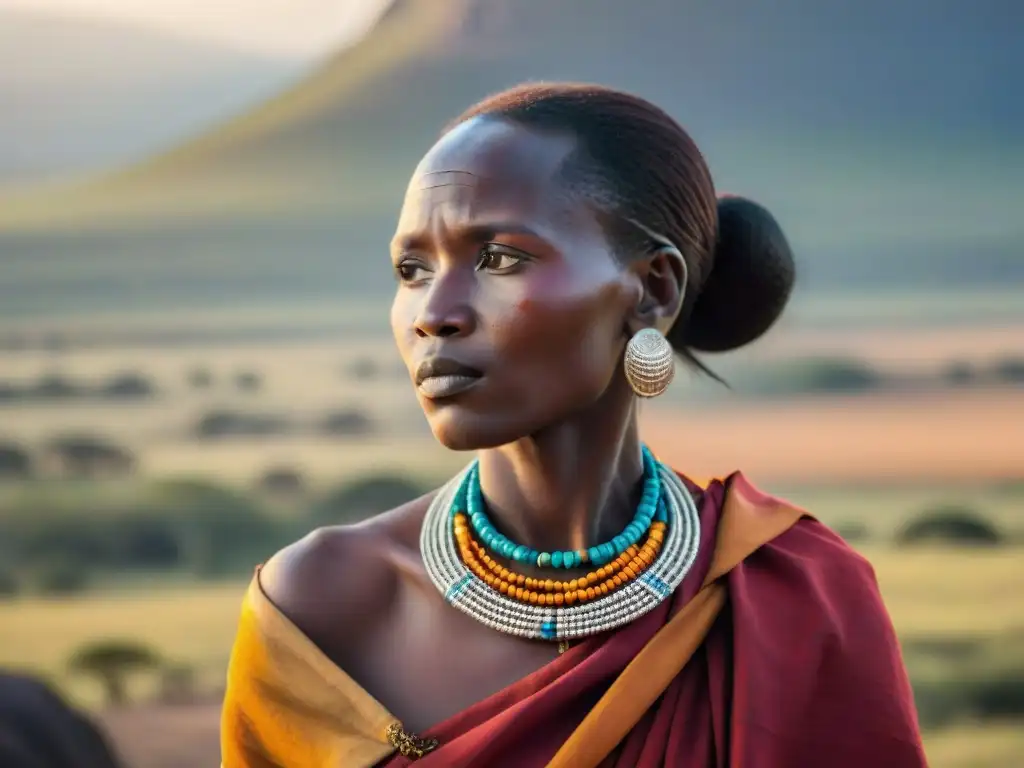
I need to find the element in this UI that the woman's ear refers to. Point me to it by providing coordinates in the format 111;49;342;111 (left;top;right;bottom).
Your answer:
626;245;687;335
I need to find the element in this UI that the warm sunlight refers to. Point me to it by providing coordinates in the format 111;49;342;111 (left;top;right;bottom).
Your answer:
0;0;391;57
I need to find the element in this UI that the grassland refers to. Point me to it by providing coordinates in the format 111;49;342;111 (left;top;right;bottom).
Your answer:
2;537;1021;767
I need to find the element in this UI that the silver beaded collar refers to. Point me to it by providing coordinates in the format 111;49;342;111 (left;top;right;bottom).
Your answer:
420;461;701;642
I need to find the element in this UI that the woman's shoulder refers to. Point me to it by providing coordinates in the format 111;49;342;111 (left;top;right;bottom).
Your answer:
259;489;439;649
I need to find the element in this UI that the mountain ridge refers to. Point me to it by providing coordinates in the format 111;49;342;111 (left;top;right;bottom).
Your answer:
0;0;1020;318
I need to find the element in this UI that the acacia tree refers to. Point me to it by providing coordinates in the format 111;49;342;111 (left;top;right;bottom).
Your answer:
68;640;162;707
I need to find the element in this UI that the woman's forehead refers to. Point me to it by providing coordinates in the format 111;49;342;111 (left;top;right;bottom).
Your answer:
396;117;592;243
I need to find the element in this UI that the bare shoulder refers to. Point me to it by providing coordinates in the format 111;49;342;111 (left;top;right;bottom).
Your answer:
260;489;438;649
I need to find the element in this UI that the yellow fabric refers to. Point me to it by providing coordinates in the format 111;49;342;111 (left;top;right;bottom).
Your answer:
220;475;805;768
220;578;398;768
545;475;806;768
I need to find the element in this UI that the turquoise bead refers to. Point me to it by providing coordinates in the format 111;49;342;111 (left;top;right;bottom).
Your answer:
457;444;668;574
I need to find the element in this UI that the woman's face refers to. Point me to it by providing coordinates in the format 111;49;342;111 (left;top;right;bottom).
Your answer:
390;116;640;450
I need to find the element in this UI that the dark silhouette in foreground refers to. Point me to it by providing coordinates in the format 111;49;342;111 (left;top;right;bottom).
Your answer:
0;671;121;768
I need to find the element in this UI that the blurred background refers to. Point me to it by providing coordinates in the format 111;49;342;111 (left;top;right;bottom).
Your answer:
0;0;1021;765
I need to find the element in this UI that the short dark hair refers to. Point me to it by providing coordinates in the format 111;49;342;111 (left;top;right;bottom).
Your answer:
447;82;796;358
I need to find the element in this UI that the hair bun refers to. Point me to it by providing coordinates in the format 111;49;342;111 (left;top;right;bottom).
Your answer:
677;196;795;353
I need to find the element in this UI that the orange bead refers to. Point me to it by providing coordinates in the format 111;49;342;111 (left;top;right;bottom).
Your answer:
545;593;555;606
564;591;576;605
544;579;554;592
553;581;564;592
598;583;609;596
568;579;579;591
516;574;526;586
623;565;637;580
554;592;565;606
576;589;588;603
585;587;596;600
612;574;623;587
499;581;509;594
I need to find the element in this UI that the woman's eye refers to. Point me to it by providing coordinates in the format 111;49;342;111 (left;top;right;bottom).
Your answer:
395;261;429;283
478;245;526;273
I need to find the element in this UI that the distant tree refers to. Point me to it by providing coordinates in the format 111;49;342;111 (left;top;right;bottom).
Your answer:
194;410;291;440
68;640;162;707
0;380;25;402
832;521;870;544
187;366;214;389
346;357;379;381
33;373;81;400
0;568;18;598
941;360;976;388
742;357;883;397
0;442;32;479
234;370;263;393
34;561;90;596
100;371;156;400
42;435;135;479
992;356;1024;384
897;505;1003;547
318;408;374;437
257;466;306;497
313;474;427;525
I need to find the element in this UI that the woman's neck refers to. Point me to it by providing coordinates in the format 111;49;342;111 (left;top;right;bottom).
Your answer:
475;384;645;554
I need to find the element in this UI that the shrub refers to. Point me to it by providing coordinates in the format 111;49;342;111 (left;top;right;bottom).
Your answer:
0;441;32;479
896;505;1003;547
941;360;976;387
34;561;90;596
312;474;427;525
832;521;870;544
234;370;263;392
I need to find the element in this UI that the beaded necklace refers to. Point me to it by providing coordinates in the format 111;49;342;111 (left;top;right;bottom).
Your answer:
420;448;700;644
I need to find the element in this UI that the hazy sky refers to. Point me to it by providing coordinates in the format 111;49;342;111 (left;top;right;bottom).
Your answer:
0;0;392;57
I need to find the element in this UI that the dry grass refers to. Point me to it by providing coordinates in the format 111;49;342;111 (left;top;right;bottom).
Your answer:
1;544;1021;767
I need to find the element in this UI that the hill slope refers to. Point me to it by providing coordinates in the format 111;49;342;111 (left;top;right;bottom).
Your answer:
1;0;1020;318
0;10;298;184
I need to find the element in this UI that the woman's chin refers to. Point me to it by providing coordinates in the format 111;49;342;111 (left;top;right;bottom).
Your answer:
427;412;525;453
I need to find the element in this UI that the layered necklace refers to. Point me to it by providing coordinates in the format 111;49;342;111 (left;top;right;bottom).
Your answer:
420;446;701;648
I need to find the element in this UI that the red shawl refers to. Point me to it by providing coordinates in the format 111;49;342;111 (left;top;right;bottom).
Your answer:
376;475;926;767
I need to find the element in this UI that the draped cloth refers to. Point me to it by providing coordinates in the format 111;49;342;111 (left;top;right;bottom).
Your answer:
221;473;927;768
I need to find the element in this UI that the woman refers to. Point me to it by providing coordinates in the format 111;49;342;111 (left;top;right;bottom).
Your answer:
221;83;926;767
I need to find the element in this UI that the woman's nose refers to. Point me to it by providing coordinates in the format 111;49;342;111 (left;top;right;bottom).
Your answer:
413;273;477;339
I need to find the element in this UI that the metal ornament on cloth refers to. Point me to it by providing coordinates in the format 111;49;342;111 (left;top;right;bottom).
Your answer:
624;328;675;397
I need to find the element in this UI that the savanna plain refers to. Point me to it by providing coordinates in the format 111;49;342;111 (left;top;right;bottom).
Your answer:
0;311;1021;768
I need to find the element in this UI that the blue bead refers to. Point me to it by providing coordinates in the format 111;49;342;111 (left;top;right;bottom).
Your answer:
537;552;552;567
528;550;540;564
588;547;601;565
502;541;515;558
563;551;578;569
512;545;529;562
551;551;564;568
612;535;627;553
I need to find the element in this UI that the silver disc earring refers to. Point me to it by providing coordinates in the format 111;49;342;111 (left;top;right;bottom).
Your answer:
623;327;675;398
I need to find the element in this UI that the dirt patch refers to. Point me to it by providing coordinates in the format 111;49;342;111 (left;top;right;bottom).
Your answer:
100;702;221;768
